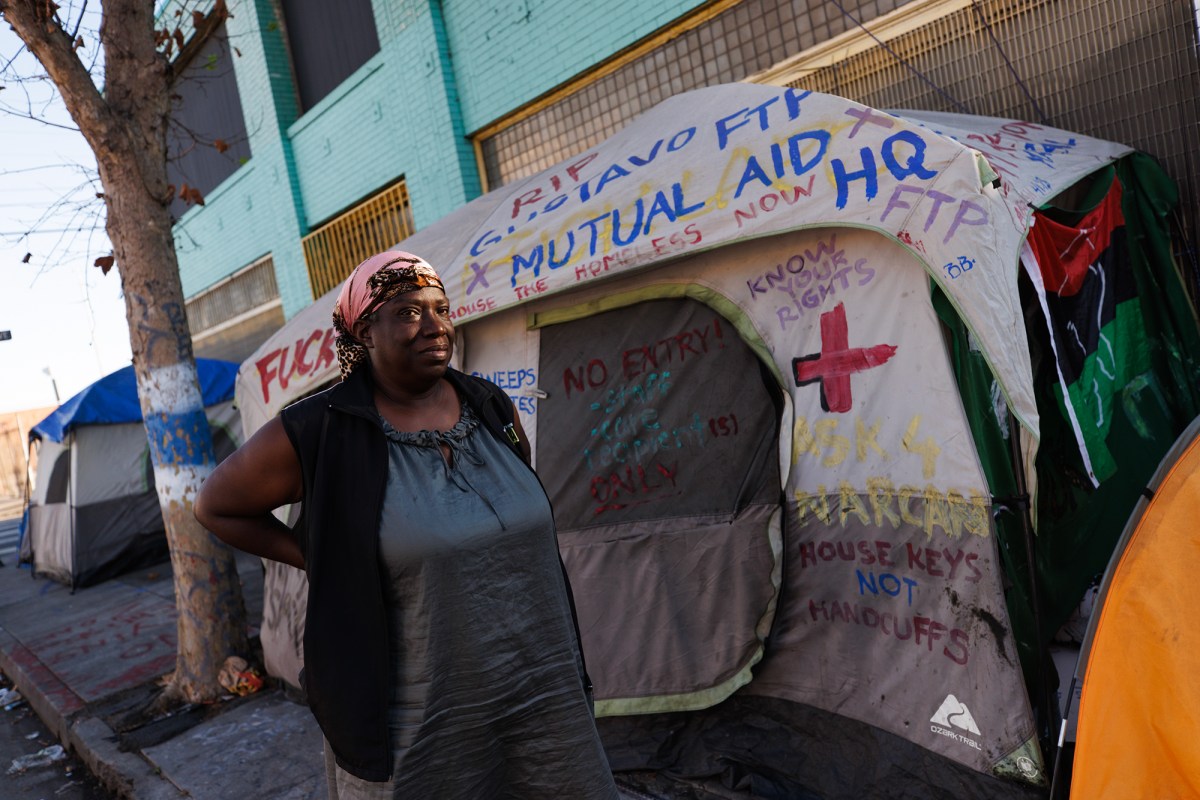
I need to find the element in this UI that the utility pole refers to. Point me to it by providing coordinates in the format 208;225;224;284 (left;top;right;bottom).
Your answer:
41;368;60;404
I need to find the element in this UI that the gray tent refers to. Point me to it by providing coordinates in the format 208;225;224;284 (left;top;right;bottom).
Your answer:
21;360;240;588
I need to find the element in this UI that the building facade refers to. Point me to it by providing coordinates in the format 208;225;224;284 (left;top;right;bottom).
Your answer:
0;407;53;503
167;0;1200;362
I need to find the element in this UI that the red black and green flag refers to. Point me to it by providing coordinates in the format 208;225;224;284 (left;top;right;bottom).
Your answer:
1019;154;1200;639
1024;175;1144;483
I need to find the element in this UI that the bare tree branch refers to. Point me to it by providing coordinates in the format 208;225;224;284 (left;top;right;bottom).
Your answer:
0;104;81;130
0;0;122;170
68;0;88;43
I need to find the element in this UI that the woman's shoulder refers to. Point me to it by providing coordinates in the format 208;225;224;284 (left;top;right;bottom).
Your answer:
277;384;348;454
280;383;337;422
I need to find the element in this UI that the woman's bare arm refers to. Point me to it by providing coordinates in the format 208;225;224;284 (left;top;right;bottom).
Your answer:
195;416;306;569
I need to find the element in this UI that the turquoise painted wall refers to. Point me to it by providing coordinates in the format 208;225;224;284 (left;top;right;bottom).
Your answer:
174;0;704;319
174;0;310;317
442;0;710;132
287;0;478;232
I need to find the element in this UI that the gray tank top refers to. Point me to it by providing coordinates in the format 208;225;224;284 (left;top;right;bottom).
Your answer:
325;403;618;799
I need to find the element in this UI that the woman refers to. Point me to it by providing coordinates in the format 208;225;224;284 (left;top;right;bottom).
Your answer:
195;251;619;799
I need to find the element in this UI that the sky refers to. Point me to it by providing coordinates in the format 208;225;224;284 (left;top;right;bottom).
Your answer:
0;20;133;415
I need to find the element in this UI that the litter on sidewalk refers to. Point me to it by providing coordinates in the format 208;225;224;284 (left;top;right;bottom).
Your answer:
6;743;67;774
0;686;24;710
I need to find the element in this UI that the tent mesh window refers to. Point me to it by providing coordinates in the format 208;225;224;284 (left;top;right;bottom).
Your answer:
536;298;782;529
477;0;1200;283
301;180;416;299
44;449;69;505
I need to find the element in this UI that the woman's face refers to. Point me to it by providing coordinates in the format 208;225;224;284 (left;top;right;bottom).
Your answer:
357;287;455;383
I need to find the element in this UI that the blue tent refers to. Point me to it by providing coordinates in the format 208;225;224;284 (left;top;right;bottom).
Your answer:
22;359;241;587
31;359;239;443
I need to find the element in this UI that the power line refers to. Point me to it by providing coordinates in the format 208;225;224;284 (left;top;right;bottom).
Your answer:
0;227;99;235
970;0;1049;124
825;0;972;115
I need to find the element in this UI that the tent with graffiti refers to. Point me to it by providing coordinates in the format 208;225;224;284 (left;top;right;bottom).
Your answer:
22;359;242;588
234;84;1200;798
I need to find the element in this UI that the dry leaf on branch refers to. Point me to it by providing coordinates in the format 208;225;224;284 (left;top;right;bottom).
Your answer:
178;184;205;206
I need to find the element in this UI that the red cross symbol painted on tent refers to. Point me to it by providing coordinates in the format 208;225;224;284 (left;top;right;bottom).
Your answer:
792;302;897;413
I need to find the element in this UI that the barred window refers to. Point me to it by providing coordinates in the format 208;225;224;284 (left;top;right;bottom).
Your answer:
302;181;416;299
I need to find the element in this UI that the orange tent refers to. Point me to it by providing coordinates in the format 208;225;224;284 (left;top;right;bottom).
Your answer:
1069;416;1200;798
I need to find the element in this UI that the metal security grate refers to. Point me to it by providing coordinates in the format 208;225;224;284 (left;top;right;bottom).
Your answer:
302;180;416;299
477;0;909;189
477;0;1200;293
774;0;1200;248
186;255;279;334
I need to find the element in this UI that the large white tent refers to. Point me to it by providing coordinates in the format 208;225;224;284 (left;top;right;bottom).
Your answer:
238;84;1152;797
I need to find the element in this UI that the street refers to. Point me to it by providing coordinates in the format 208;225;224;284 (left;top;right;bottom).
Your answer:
1;514;20;565
0;496;23;564
1;666;114;799
0;500;113;798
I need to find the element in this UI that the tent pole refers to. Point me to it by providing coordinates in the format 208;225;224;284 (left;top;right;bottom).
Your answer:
1047;674;1077;799
1007;411;1055;775
21;437;34;577
68;432;77;594
17;415;32;493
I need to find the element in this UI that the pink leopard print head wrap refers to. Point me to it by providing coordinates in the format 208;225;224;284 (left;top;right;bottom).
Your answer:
332;251;445;380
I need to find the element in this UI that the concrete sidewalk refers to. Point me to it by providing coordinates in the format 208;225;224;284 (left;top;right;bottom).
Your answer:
0;551;327;799
0;539;722;799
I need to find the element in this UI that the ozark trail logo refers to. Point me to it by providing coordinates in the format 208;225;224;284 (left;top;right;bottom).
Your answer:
930;693;980;734
930;694;982;751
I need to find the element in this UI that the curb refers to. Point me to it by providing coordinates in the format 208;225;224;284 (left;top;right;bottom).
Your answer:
0;622;182;799
70;716;184;800
0;631;71;745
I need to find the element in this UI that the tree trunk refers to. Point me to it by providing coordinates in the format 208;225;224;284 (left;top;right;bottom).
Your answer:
1;0;248;702
105;163;250;704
